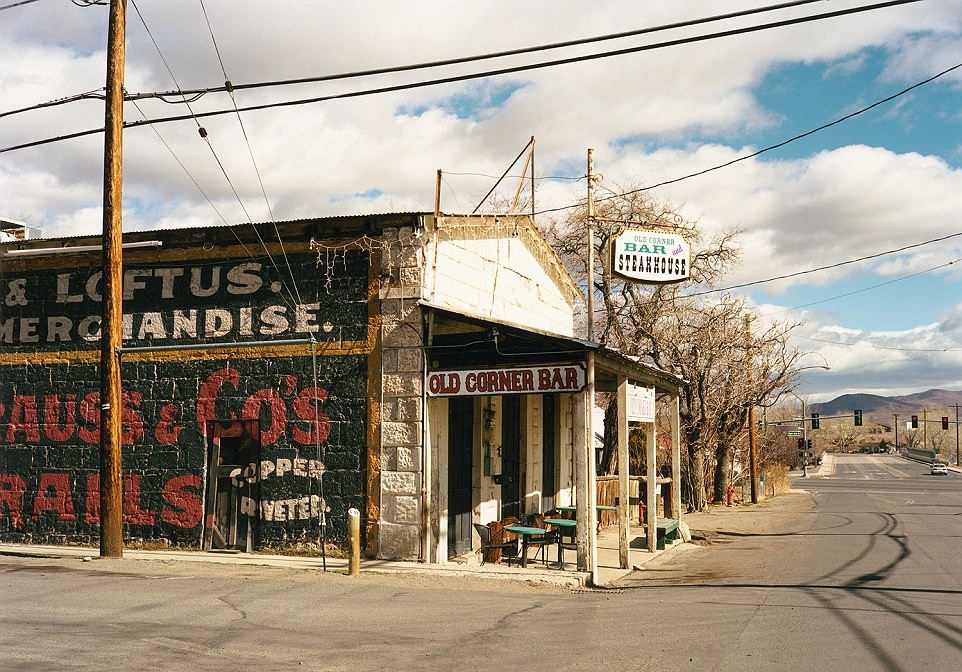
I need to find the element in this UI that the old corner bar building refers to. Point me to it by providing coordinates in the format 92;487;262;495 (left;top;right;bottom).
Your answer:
0;212;682;577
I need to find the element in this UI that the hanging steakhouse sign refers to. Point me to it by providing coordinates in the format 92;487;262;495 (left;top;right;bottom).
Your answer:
612;228;690;284
427;364;587;397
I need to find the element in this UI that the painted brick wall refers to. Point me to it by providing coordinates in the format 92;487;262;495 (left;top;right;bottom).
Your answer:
0;243;374;549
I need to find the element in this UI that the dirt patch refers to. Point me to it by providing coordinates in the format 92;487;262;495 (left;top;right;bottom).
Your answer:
684;490;815;540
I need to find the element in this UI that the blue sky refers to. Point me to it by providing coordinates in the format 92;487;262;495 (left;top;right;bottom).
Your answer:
750;51;961;165
1;0;961;401
738;54;962;333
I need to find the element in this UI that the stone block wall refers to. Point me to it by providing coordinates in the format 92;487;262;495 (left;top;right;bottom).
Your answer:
377;225;426;560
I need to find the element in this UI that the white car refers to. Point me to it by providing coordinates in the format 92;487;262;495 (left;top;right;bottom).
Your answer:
931;463;948;475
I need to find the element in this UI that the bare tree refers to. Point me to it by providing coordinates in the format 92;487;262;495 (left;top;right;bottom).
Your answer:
542;184;802;510
902;428;923;449
929;428;949;455
823;420;864;453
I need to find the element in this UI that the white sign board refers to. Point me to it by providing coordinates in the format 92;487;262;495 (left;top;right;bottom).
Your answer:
627;384;655;423
612;228;690;284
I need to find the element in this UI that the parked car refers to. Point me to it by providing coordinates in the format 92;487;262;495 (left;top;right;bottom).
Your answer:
931;463;948;475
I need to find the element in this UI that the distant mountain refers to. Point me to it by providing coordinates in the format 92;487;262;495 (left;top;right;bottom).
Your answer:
812;389;962;426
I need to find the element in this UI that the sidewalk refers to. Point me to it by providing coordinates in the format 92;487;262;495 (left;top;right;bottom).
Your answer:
0;489;821;589
0;519;689;589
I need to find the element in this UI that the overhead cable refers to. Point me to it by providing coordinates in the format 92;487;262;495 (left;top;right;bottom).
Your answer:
198;0;304;307
130;0;300;311
0;0;925;154
0;0;835;116
127;0;838;102
0;0;44;10
688;230;962;298
794;333;962;353
760;258;960;317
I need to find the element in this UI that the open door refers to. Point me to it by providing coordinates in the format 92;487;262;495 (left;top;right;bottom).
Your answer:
500;395;522;520
447;397;474;559
542;394;557;511
204;420;261;551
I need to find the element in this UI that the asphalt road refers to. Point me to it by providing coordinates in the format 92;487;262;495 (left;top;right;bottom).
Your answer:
3;453;961;671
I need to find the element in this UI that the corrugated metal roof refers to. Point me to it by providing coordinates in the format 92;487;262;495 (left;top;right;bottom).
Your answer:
0;212;429;244
420;301;682;395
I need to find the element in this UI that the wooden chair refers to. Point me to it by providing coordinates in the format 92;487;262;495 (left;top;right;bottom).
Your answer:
474;522;518;566
545;508;575;552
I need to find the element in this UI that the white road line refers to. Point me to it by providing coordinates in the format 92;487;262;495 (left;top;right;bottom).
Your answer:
866;455;913;478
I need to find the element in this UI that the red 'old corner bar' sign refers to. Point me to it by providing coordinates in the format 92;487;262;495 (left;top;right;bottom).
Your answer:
427;364;587;397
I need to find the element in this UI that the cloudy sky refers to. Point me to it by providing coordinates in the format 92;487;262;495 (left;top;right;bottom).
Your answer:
1;0;961;402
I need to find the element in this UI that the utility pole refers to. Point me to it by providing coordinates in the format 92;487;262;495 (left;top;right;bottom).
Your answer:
745;314;758;503
801;398;808;478
893;413;898;453
586;149;595;342
953;404;960;466
923;408;928;454
99;0;127;558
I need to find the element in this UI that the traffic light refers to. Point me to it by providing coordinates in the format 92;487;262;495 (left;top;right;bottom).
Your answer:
854;409;863;427
797;438;805;449
911;415;919;429
807;438;812;451
943;417;950;430
811;413;820;430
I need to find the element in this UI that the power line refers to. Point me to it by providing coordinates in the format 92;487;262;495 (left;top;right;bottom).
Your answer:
198;0;304;308
129;0;302;312
0;0;925;154
688;230;962;297
120;0;928;121
760;258;960;317
602;61;962;204
200;0;273;222
795;333;962;353
0;0;835;118
0;0;43;10
128;99;234;227
129;0;256;226
533;59;962;217
131;0;840;102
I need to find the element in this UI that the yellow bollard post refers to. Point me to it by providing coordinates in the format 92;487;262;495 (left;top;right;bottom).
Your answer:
348;508;360;576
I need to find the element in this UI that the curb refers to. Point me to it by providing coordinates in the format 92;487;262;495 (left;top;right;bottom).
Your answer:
0;543;590;588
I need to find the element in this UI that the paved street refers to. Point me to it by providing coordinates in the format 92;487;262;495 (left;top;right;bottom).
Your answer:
617;453;962;670
3;453;962;671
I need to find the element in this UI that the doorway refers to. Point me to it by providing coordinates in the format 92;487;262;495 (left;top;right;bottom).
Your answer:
204;420;261;551
500;395;522;520
542;395;557;511
447;397;474;559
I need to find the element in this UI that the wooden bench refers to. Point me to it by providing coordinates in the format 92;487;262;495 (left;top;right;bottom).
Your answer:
644;518;680;550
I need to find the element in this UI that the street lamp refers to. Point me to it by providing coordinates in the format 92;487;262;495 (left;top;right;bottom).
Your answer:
786;389;809;477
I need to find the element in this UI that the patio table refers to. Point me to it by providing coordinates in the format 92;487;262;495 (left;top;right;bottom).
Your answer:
556;505;618;531
544;518;576;568
504;525;549;568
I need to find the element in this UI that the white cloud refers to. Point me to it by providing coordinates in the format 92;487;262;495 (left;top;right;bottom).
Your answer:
3;0;962;401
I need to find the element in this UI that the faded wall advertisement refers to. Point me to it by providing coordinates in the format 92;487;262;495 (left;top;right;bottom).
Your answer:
0;248;372;547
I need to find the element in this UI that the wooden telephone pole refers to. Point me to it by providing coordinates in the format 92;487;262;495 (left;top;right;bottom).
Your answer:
746;314;758;504
586;149;595;342
100;0;127;558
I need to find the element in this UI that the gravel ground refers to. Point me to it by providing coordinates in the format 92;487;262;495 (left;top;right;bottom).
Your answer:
682;490;816;543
